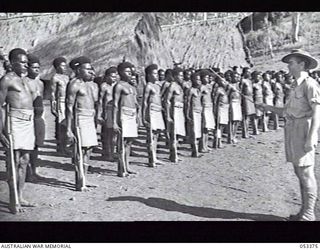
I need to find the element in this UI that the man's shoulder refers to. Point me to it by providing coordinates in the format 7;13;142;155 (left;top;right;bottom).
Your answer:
68;78;82;89
304;76;319;89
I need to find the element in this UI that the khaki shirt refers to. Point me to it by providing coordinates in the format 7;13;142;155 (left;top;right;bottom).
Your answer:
284;71;320;119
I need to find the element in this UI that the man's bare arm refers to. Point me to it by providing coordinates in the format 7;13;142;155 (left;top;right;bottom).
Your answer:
97;83;107;121
112;84;121;131
165;85;174;122
65;80;78;136
50;76;58;116
142;84;151;126
0;75;10;146
256;104;284;116
186;88;193;121
305;104;320;151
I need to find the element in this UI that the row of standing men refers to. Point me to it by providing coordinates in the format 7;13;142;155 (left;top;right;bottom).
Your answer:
0;47;299;214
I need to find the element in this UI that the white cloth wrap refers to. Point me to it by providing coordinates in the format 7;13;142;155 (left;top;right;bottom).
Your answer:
121;107;138;138
9;108;35;150
76;108;98;147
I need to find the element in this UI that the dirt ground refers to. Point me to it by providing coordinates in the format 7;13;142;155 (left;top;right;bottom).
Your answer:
0;101;320;221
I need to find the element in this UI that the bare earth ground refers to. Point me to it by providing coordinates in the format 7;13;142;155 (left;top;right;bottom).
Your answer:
0;101;320;221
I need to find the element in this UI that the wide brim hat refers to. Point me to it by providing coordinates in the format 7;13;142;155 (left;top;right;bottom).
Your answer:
282;49;318;70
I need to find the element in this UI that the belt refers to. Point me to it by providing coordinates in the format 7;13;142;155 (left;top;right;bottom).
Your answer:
203;104;213;108
9;109;33;121
121;107;136;116
174;102;184;108
193;107;202;113
76;108;95;117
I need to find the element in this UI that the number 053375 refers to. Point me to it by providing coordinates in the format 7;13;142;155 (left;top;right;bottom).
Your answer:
300;244;318;248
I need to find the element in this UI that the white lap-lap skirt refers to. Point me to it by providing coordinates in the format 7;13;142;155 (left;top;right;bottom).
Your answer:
203;105;215;130
192;109;202;139
9;108;35;150
173;105;186;136
76;108;98;147
264;96;274;114
120;107;138;138
149;104;165;131
230;100;242;121
218;104;229;125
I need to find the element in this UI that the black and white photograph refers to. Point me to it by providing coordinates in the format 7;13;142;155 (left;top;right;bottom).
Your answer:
0;11;320;233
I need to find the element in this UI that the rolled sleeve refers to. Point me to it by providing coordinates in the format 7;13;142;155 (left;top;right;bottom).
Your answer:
306;79;320;106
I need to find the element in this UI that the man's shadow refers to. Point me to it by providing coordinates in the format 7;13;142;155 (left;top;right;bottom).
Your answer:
107;196;284;221
31;176;75;191
0;200;11;214
39;159;74;172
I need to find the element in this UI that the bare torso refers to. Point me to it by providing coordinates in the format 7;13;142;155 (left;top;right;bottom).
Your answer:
3;73;34;109
147;81;162;106
119;80;137;109
52;73;69;99
201;84;213;105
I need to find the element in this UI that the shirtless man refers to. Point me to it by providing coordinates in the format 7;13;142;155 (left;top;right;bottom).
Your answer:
262;72;274;132
113;62;139;177
199;69;215;152
66;57;98;191
24;54;45;182
158;69;165;82
186;72;202;157
228;71;242;144
142;64;165;167
50;57;70;154
252;71;264;135
213;73;230;148
0;48;36;213
240;67;256;138
183;69;192;143
165;67;186;162
161;69;174;147
272;72;285;130
98;66;118;161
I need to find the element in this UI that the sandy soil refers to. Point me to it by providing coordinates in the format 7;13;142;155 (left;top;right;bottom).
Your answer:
0;101;319;221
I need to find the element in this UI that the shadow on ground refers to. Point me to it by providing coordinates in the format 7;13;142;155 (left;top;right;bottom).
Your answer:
107;196;284;221
31;175;75;191
39;159;74;172
0;200;10;214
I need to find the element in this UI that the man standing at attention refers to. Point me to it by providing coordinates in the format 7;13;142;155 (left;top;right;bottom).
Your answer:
165;67;186;162
199;69;215;152
65;57;98;191
50;57;70;154
98;66;118;161
113;62;139;177
240;67;256;139
142;64;165;167
256;49;320;221
0;48;37;213
24;54;45;181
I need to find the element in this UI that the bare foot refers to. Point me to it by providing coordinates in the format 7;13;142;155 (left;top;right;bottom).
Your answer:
199;149;209;153
76;186;89;192
20;199;37;207
9;204;25;214
155;160;165;165
117;172;129;178
127;169;137;175
86;182;99;188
